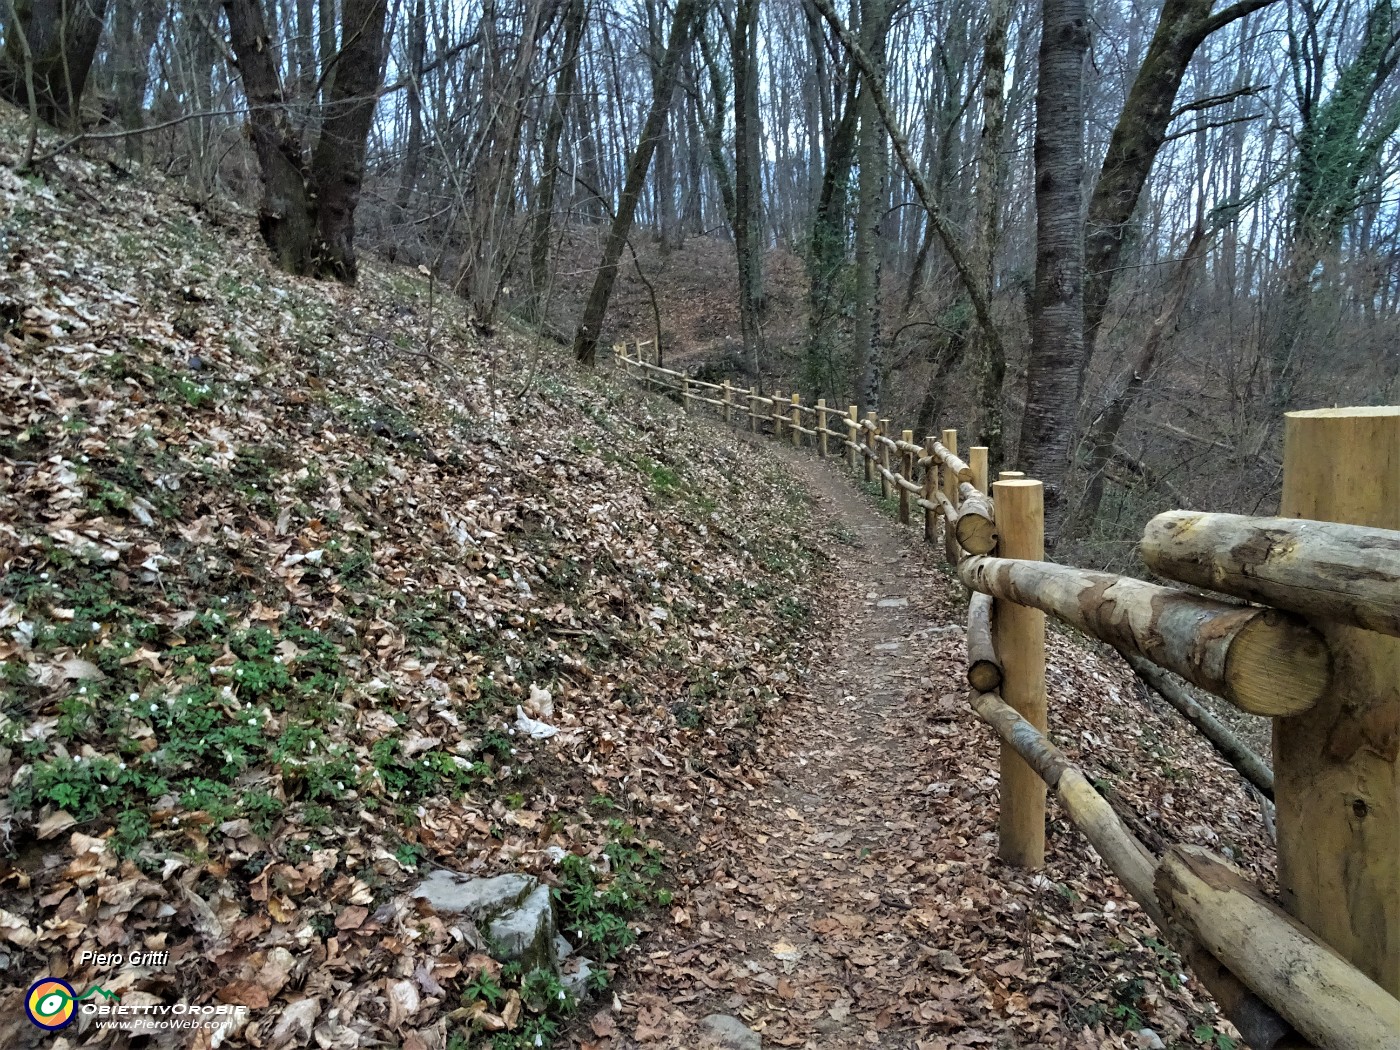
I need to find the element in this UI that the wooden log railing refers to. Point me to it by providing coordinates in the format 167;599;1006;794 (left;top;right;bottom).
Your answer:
613;343;1400;1047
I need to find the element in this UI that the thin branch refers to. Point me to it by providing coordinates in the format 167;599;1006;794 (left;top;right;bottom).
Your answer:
1168;84;1267;122
29;107;250;166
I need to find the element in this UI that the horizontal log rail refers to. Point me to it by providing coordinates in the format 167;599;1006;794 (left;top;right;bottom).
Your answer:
958;555;1331;717
1142;511;1400;639
968;687;1306;1049
612;341;1400;1043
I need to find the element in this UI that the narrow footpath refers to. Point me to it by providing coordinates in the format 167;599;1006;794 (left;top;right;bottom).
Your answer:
595;443;1273;1050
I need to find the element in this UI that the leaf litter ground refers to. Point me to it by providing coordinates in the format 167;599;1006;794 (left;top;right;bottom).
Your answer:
0;110;1271;1050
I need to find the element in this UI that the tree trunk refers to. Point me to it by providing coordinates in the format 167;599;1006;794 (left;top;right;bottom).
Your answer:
572;0;703;365
1018;0;1089;546
732;0;765;377
223;0;320;275
393;0;427;227
112;0;163;160
0;0;110;129
529;0;586;316
1074;224;1207;529
307;0;389;282
971;0;1010;467
1079;0;1275;394
851;0;888;413
803;76;857;396
224;0;387;282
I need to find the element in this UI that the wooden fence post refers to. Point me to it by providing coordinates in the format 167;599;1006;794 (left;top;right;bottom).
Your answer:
864;412;876;484
878;418;892;499
898;429;914;524
772;391;783;441
722;381;732;424
971;447;989;495
942;428;960;563
817;399;828;457
682;376;691;413
748;388;757;432
848;406;859;470
922;437;938;542
993;478;1047;868
790;394;802;448
1276;406;1400;995
999;470;1025;481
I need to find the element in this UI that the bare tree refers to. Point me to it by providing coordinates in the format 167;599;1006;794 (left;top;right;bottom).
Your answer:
0;0;110;129
573;0;706;364
222;0;389;280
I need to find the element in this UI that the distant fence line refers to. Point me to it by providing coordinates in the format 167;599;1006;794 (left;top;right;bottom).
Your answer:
616;339;1400;1050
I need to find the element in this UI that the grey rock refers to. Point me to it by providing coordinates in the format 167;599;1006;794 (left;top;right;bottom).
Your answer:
700;1014;761;1050
876;597;908;608
411;871;534;920
560;956;595;1001
487;883;556;971
555;934;574;961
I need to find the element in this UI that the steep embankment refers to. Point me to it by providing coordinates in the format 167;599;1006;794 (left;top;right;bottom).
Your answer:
0;114;823;1048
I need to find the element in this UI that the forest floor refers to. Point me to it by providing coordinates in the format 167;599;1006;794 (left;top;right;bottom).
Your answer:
1;105;1272;1050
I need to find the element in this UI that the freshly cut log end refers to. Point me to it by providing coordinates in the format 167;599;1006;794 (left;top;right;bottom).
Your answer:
960;555;1332;717
1225;610;1332;717
968;660;1002;692
955;492;998;555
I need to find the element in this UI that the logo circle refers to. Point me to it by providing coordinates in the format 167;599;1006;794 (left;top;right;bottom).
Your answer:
25;978;77;1030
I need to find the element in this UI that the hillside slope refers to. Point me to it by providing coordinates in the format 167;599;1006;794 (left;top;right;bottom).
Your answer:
0;111;1278;1050
0;114;823;1047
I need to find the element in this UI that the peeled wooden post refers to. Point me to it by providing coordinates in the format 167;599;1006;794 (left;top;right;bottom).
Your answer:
722;380;732;425
817;399;828;457
1276;406;1400;995
970;447;989;495
878;418;892;499
682;376;692;413
922;437;938;542
942;428;961;563
999;471;1025;481
864;412;876;484
847;406;858;470
748;388;757;433
898;429;914;524
790;394;802;448
772;391;784;440
994;479;1047;868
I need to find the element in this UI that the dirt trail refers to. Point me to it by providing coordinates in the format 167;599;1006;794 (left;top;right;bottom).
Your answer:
608;447;1004;1050
594;423;1273;1050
